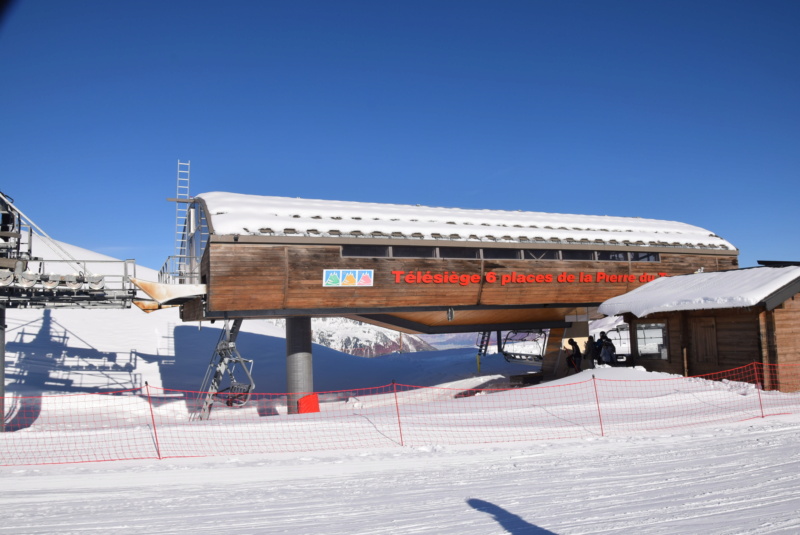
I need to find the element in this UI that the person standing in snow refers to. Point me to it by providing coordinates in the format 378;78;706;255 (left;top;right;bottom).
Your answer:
567;338;582;373
600;335;616;365
595;332;606;350
584;335;597;368
594;332;607;365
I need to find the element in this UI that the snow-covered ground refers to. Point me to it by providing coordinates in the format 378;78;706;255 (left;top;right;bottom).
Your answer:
2;402;799;534
3;359;800;534
5;320;800;535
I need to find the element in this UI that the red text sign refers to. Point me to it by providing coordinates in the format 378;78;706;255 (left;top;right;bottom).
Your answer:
391;270;667;286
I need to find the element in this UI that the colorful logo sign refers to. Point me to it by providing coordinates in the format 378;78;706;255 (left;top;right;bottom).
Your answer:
323;269;374;287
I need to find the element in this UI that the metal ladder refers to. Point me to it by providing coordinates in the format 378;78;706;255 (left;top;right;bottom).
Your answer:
475;331;501;374
476;331;493;359
194;319;256;420
174;161;191;268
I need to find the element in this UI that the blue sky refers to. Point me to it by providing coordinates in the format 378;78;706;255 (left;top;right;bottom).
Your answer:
1;0;798;270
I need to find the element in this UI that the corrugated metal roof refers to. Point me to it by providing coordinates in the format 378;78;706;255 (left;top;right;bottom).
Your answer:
196;191;736;251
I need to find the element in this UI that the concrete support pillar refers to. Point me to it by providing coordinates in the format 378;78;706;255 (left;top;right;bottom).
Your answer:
285;316;313;415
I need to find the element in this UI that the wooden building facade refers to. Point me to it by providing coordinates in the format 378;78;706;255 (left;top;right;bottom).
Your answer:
598;266;800;391
175;192;739;337
136;191;744;401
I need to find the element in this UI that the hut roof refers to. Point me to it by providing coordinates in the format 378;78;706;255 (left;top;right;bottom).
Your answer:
598;266;800;318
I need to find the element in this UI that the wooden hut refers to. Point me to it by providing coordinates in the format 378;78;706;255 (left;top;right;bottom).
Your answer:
598;266;800;390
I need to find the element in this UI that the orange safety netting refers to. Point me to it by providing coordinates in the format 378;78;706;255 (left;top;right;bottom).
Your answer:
2;362;799;466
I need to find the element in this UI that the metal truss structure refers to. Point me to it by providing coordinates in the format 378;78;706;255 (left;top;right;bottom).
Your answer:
0;191;137;310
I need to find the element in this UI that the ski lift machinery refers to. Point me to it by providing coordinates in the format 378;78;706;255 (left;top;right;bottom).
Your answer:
194;318;256;420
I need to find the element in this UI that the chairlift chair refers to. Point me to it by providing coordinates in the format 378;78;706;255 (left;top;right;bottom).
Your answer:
195;319;256;419
500;329;546;363
602;327;631;366
214;356;255;407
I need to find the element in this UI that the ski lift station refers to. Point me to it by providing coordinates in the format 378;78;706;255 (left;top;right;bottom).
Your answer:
0;162;749;417
128;163;740;413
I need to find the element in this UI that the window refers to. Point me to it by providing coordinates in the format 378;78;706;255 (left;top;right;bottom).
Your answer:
392;246;435;258
561;250;595;261
183;204;209;284
439;247;480;259
605;326;631;355
482;248;521;260
523;249;559;260
636;322;668;359
630;252;660;262
341;245;388;257
598;251;629;261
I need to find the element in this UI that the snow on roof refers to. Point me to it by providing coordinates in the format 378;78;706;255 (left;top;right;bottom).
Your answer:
196;192;736;250
598;266;800;317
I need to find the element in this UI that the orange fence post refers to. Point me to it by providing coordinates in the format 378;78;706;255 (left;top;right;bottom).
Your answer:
145;382;162;460
592;375;605;437
754;363;765;418
393;382;405;447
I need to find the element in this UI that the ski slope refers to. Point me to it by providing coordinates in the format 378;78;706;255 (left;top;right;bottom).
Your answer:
2;410;799;534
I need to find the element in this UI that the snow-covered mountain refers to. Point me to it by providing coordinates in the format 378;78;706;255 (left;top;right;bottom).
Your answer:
419;332;482;350
265;317;438;357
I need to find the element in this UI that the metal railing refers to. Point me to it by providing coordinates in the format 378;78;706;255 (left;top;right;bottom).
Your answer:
159;255;201;285
0;258;137;309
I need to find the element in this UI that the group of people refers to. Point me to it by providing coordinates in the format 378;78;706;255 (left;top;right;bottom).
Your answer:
565;331;617;373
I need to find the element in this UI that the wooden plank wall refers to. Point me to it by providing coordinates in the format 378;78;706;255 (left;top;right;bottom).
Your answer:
204;243;738;314
207;244;288;311
712;309;762;369
631;310;762;376
774;294;800;365
630;306;794;380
